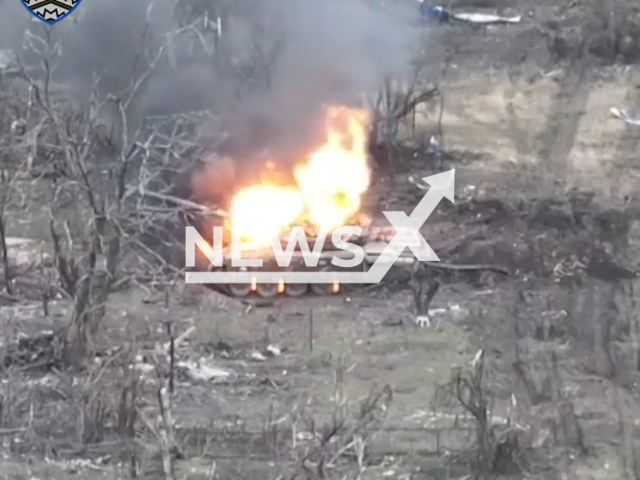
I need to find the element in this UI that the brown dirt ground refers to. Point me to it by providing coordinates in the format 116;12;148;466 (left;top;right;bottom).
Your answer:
3;0;640;478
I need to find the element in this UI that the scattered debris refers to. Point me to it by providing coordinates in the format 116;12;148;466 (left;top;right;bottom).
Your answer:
610;107;640;126
10;119;26;137
414;135;449;164
552;256;587;282
418;2;522;25
454;12;522;24
0;330;62;372
470;349;484;368
415;314;432;327
408;174;429;190
295;431;315;442
134;355;155;375
265;344;282;357
424;135;446;158
241;299;275;314
428;303;468;318
175;358;232;382
4;237;50;269
458;184;477;202
250;344;283;362
250;350;267;362
43;457;110;473
418;4;450;23
131;186;228;217
403;409;525;429
428;262;509;276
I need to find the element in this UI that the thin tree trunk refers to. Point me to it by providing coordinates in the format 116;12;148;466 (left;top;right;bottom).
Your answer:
0;215;12;294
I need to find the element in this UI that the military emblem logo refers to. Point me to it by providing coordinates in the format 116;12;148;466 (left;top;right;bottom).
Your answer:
20;0;82;24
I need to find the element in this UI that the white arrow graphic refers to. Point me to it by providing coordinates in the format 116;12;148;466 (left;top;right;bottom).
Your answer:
186;169;455;284
364;169;455;283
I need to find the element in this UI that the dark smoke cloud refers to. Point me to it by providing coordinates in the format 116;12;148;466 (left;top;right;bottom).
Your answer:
0;0;423;165
224;0;422;158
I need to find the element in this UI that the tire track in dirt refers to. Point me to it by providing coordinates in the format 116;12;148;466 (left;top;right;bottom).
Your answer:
535;64;595;182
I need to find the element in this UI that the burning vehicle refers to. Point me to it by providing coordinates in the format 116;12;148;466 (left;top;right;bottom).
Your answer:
188;105;503;298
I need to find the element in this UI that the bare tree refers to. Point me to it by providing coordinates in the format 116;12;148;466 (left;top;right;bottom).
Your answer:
14;18;198;366
368;64;440;170
434;351;526;480
0;80;33;296
0;157;14;295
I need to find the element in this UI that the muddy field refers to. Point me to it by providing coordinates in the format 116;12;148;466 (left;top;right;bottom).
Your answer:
2;0;640;479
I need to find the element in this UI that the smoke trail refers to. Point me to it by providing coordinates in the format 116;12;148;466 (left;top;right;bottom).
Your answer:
0;0;423;191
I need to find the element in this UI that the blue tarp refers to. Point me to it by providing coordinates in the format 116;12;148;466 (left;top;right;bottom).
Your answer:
419;4;451;23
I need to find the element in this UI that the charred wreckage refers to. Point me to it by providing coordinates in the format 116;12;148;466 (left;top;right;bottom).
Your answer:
181;106;508;299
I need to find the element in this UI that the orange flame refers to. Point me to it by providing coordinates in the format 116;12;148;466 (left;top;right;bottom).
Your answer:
228;106;371;246
229;184;305;245
294;106;371;232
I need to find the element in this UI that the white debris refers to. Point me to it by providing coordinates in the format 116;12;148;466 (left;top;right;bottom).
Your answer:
44;457;107;473
428;308;447;315
453;12;521;24
4;237;49;268
134;353;234;382
428;304;468;317
610;107;640;126
470;349;484;368
176;358;232;381
251;351;267;361
265;344;281;357
403;409;528;430
133;355;155;375
296;431;315;441
10;119;26;137
408;174;429;190
25;375;59;388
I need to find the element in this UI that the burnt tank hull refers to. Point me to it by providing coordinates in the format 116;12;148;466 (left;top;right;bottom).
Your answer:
205;225;417;298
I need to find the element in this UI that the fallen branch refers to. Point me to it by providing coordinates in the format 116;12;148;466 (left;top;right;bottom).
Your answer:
425;262;510;275
131;187;228;217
